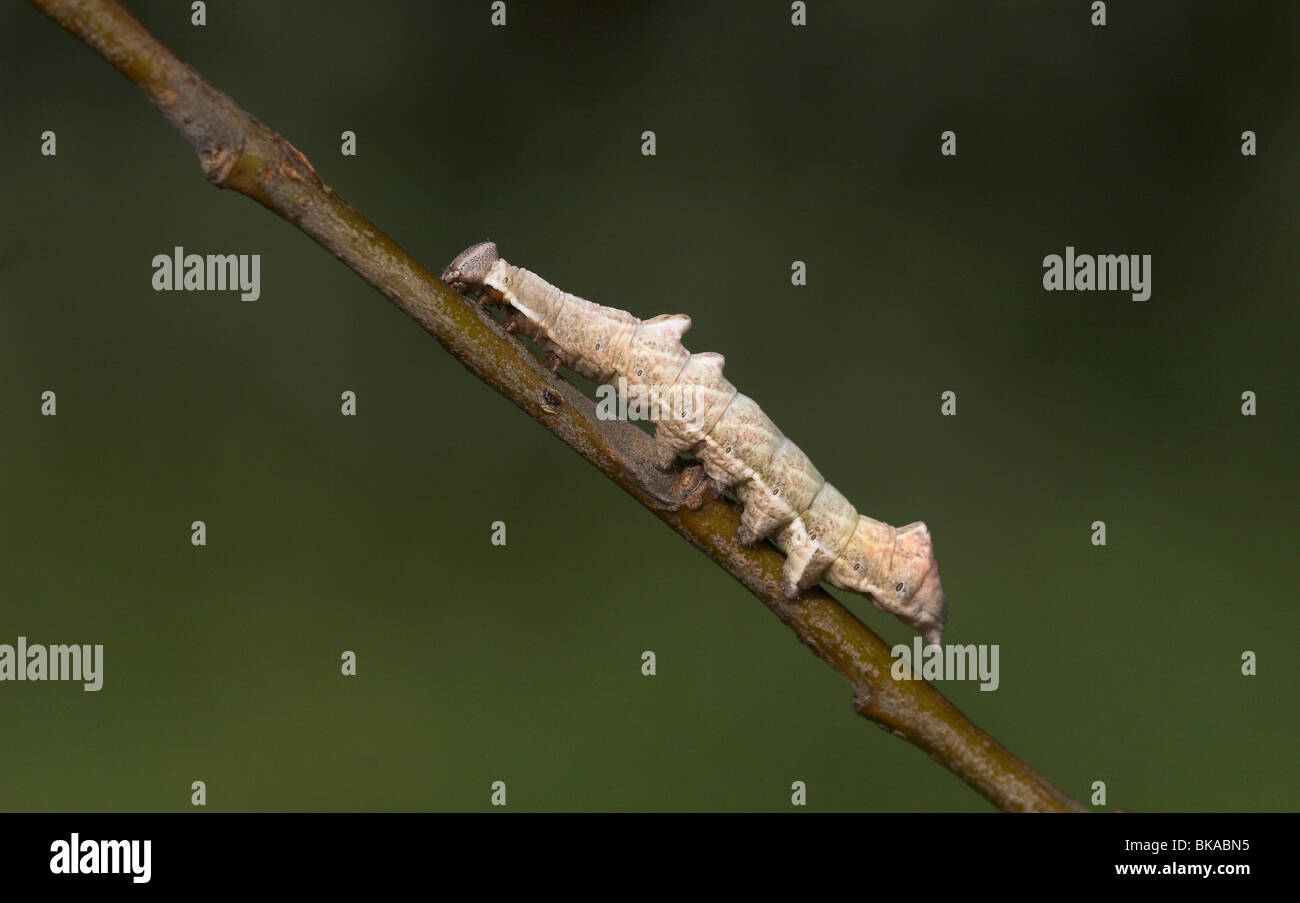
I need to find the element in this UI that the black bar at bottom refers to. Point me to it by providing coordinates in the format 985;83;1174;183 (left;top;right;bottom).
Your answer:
0;812;1281;889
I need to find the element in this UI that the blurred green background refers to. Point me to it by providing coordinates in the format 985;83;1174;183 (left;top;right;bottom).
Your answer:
2;1;1296;811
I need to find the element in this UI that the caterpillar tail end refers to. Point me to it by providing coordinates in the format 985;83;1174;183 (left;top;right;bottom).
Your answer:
912;566;947;649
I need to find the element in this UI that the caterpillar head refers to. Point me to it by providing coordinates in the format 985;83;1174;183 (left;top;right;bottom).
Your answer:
879;522;946;648
442;240;499;292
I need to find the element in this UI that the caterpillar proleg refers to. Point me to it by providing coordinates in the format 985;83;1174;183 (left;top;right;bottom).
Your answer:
442;241;948;647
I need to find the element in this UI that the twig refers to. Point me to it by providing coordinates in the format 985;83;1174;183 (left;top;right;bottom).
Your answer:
27;0;1088;813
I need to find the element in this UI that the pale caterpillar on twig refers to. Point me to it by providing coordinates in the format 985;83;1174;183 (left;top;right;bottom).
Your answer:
442;242;948;646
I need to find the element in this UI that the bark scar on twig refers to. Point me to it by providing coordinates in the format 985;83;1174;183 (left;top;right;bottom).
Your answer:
201;142;241;185
671;464;723;511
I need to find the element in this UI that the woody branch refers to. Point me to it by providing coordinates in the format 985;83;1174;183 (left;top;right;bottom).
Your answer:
27;0;1087;813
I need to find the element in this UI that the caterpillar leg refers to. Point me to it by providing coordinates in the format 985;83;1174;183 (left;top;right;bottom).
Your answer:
780;540;817;599
776;523;843;599
653;444;678;471
650;424;695;473
736;503;775;546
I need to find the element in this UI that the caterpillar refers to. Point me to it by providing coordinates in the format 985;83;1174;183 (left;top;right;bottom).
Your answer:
442;241;948;647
